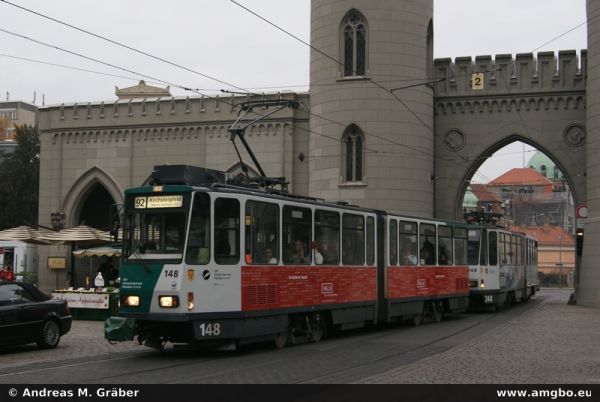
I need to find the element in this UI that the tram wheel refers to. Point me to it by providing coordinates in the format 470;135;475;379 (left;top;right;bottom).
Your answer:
412;313;423;326
273;321;289;349
432;302;443;323
309;313;325;343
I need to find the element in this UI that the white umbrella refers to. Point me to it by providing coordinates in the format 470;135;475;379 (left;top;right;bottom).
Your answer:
37;225;112;245
0;225;54;244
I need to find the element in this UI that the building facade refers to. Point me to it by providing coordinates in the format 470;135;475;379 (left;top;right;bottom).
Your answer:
0;100;38;156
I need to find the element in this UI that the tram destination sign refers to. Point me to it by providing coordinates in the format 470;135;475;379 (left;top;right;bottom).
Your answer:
135;195;183;209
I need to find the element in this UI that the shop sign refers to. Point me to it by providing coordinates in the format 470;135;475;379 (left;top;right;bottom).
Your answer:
52;292;109;309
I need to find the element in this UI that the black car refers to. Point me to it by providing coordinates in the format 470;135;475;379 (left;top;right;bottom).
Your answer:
0;281;72;348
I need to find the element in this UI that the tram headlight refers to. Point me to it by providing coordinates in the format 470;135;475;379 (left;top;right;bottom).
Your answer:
124;295;140;307
159;296;179;308
480;279;485;289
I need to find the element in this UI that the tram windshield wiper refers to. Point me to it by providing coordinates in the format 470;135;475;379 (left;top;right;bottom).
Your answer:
132;250;151;273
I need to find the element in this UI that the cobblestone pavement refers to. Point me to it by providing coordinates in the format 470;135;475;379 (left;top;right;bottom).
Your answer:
360;288;600;384
0;320;143;371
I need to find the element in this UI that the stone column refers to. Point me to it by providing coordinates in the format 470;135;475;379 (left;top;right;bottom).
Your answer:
579;0;600;307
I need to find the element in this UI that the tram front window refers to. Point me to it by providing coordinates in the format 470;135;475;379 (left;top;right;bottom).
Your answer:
467;229;481;265
124;193;189;261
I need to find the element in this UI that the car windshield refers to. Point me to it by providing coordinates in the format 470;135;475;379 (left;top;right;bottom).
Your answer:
124;193;189;261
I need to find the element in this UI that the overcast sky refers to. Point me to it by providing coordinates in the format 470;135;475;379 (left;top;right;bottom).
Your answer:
0;0;587;183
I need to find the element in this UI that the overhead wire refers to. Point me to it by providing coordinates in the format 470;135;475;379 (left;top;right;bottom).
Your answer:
0;53;158;85
0;27;384;156
2;0;588;176
1;0;497;163
0;0;256;95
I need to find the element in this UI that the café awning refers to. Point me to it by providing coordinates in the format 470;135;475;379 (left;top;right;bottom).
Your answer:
73;246;122;258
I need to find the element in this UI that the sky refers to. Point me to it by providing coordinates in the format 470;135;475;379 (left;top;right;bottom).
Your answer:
0;0;588;183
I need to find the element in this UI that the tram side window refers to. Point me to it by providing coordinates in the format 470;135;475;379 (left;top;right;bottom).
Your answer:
480;229;488;266
516;236;522;265
399;221;418;265
186;193;210;265
488;231;498;266
315;210;340;265
510;235;517;265
342;213;365;265
214;198;240;264
499;233;507;265
454;228;468;265
419;223;436;265
438;226;453;265
245;201;279;265
467;229;481;265
283;205;311;265
366;217;375;266
389;220;398;265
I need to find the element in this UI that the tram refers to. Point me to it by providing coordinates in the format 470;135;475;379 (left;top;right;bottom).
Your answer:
108;165;476;349
467;224;539;309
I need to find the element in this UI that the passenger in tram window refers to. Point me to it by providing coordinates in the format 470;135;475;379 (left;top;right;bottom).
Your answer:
421;239;435;264
439;247;449;265
314;246;324;265
315;242;331;265
401;245;418;265
289;240;309;264
262;247;278;264
420;242;435;265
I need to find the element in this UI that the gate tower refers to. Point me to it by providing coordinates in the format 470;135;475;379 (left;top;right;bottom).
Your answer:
580;0;600;307
309;0;435;216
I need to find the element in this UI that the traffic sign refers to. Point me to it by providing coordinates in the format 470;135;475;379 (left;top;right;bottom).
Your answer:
576;205;588;228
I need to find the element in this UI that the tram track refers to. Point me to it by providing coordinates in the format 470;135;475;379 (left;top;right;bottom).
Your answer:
0;294;548;384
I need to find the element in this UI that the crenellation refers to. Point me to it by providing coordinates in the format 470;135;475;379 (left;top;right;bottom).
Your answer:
434;50;586;96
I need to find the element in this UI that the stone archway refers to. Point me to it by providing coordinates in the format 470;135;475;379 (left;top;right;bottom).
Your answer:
449;135;582;221
434;112;586;222
61;167;124;228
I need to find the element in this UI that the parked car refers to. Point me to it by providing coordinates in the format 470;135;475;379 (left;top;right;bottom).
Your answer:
0;281;72;348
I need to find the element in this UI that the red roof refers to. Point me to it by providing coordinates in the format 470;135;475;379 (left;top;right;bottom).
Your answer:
510;225;575;247
490;168;553;186
471;184;502;203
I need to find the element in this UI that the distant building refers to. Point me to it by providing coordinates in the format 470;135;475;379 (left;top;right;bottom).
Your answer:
514;225;575;287
115;80;171;100
486;168;574;232
0;100;38;157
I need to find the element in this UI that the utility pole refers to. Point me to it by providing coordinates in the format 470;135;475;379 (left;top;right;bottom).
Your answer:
557;234;563;288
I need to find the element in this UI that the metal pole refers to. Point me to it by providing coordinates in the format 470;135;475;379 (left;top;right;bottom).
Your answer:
558;235;563;288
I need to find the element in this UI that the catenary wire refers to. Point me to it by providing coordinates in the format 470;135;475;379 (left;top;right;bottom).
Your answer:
0;0;256;95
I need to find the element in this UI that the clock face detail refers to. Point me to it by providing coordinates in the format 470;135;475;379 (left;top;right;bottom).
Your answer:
444;129;465;151
563;124;586;147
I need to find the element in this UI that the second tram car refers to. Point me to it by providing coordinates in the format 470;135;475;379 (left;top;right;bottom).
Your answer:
467;226;539;309
107;165;536;349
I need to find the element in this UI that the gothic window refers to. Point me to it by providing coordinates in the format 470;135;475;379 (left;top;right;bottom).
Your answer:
341;10;367;77
342;125;364;182
540;165;547;177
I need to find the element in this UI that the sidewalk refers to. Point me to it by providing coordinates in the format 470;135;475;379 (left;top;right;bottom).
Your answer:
360;288;600;383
